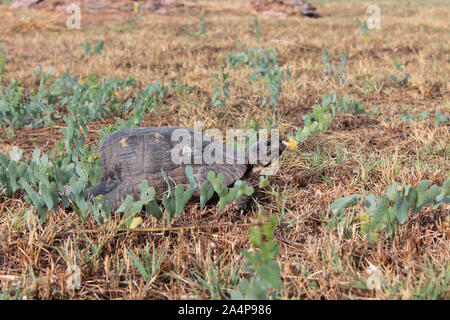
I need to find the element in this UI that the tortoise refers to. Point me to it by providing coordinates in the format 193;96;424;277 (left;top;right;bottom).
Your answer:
86;126;286;212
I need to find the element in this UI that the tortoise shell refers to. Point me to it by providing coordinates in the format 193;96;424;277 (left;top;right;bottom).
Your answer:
86;127;248;211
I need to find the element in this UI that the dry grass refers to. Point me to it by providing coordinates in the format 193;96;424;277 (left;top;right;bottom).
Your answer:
0;0;449;299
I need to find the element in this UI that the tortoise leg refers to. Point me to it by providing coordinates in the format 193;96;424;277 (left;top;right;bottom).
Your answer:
224;195;251;215
84;176;122;211
224;179;252;215
84;184;103;199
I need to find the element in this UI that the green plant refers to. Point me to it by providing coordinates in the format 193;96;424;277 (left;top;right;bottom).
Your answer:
295;91;367;143
355;17;370;37
126;242;166;282
83;41;91;55
116;180;161;227
390;58;410;86
0;79;26;139
211;65;230;108
79;163;248;226
399;113;414;123
199;10;206;36
169;81;198;95
226;45;288;110
0;47;7;82
0;69;148;138
191;252;233;299
322;49;348;84
337;52;348;84
93;40;104;54
322;48;333;76
226;46;279;80
0;66;69;138
99;118;137;141
144;81;168;105
327;194;361;238
200;180;215;210
231;215;281;299
397;109;448;125
434;110;449;125
207;171;254;211
0;145;81;221
160;167;195;222
253;16;260;43
83;40;104;55
0;110;107;222
418;110;431;119
264;67;284;109
259;175;270;189
410;258;449;299
330;179;450;241
159;166;254;222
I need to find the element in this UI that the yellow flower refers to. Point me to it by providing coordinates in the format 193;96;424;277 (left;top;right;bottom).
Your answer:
285;137;297;151
134;2;140;14
5;12;12;17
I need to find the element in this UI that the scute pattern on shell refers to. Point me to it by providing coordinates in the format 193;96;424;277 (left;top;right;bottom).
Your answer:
86;127;248;211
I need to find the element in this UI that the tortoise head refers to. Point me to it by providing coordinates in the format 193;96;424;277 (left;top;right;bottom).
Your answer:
245;138;286;167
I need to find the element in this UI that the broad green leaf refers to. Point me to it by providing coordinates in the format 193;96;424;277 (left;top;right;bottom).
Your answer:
432;178;449;209
19;178;47;221
395;186;417;224
174;184;193;215
145;200;163;220
200;181;214;210
10;146;23;162
207;171;226;195
162;193;176;221
230;290;244;300
331;194;361;216
115;195;134;214
386;205;398;235
139;180;156;203
235;180;254;199
185;166;198;190
370;195;389;231
259;261;281;290
40;181;58;210
218;188;237;211
387;182;400;200
364;193;378;212
435;178;449;202
414;180;440;213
